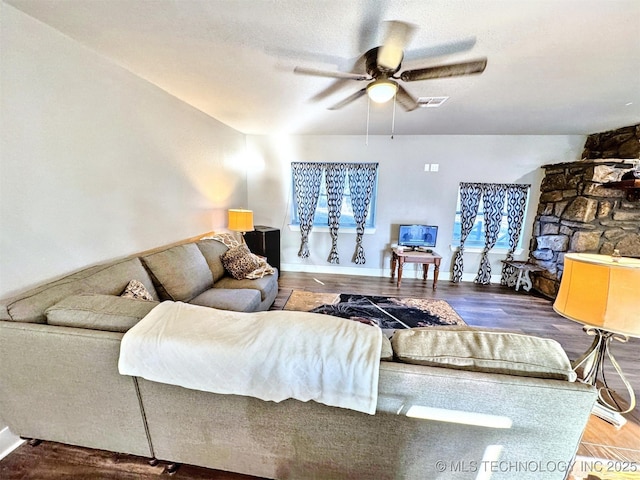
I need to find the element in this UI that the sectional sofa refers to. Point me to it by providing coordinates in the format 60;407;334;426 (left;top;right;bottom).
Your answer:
0;236;597;479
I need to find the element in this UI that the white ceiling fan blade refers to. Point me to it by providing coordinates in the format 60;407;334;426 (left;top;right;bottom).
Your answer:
396;85;419;112
403;37;477;62
400;58;487;82
328;88;367;110
357;0;386;53
378;21;416;70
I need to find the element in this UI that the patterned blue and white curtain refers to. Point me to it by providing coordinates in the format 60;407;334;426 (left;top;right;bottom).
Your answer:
451;183;483;283
325;163;348;263
348;163;378;264
500;185;530;285
475;184;508;285
292;162;323;258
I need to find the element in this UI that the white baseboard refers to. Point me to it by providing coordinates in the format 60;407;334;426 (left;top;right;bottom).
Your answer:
281;264;503;285
0;426;24;460
281;263;386;277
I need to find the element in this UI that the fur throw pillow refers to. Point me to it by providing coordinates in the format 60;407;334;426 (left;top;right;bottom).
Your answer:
221;244;261;280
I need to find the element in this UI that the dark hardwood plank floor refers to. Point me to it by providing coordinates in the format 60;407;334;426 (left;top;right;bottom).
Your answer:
1;271;638;479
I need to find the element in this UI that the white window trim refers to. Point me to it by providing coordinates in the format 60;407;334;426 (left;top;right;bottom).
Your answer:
288;225;376;234
449;245;524;255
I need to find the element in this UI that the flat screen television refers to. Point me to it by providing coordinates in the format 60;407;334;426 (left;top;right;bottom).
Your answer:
398;224;438;248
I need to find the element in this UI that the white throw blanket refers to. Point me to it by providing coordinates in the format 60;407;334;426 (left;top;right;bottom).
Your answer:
118;301;382;414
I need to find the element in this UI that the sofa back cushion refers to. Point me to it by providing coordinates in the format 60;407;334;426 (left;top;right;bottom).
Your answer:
391;326;576;381
142;243;213;302
45;293;159;332
0;257;158;324
196;239;229;282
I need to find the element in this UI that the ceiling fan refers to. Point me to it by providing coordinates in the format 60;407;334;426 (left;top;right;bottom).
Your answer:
294;21;487;111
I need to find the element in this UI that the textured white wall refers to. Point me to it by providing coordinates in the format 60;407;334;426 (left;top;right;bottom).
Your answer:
246;134;586;280
0;4;247;296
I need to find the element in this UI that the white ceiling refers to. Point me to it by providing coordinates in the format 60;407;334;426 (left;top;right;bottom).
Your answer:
6;0;640;136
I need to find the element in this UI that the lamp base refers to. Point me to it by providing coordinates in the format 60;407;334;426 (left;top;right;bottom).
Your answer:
573;327;636;415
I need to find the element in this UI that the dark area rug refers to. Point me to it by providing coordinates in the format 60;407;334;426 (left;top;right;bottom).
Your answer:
284;291;465;332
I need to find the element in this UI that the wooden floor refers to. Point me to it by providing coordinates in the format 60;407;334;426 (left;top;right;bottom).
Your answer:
1;271;638;479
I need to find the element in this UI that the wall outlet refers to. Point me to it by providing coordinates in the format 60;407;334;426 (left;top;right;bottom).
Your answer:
430;164;439;172
424;163;430;172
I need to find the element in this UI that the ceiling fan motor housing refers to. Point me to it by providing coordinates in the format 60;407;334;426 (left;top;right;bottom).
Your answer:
365;47;402;79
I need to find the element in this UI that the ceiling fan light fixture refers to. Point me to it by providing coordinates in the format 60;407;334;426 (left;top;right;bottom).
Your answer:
366;79;398;103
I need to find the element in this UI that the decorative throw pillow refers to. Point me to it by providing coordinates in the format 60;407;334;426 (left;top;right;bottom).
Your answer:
221;244;261;280
201;232;241;249
121;279;154;301
245;254;276;279
380;335;393;361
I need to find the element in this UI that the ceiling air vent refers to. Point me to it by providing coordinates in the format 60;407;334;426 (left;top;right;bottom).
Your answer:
417;96;449;108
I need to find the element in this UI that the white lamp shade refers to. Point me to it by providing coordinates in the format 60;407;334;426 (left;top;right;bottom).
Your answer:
553;253;640;337
227;209;254;232
367;79;398;103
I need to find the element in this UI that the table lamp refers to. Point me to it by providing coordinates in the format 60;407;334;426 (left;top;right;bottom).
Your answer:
553;252;640;414
227;209;254;236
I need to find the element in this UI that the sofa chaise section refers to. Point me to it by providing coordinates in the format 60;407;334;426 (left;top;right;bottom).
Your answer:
0;257;159;324
135;361;596;480
0;235;278;459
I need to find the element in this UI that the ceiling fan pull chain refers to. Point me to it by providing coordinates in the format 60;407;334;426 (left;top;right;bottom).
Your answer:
366;96;371;146
391;91;397;139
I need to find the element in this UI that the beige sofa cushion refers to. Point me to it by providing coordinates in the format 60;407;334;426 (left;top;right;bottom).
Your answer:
196;239;229;282
142;244;213;302
190;288;261;312
45;294;159;332
391;326;576;381
214;273;278;302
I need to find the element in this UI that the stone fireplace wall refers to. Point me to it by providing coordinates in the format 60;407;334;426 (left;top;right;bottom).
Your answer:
582;124;640;159
530;124;640;298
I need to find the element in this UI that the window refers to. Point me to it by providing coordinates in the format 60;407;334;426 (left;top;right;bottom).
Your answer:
452;187;530;249
290;169;378;228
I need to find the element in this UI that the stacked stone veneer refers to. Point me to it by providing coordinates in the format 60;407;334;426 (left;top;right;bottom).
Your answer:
530;123;640;298
582;124;640;159
531;160;640;297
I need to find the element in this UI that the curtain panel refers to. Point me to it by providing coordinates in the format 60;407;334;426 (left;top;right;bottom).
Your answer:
291;162;378;263
500;185;530;285
452;182;529;284
348;163;378;264
325;163;348;263
291;162;324;258
451;183;483;283
474;183;508;285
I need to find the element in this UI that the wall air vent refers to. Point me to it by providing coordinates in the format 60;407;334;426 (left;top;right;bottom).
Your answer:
417;96;449;108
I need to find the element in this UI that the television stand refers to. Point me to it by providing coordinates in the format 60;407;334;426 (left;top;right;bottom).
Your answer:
397;246;433;253
391;248;442;289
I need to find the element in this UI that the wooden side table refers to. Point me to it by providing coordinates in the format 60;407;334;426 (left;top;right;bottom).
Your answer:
391;248;442;289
